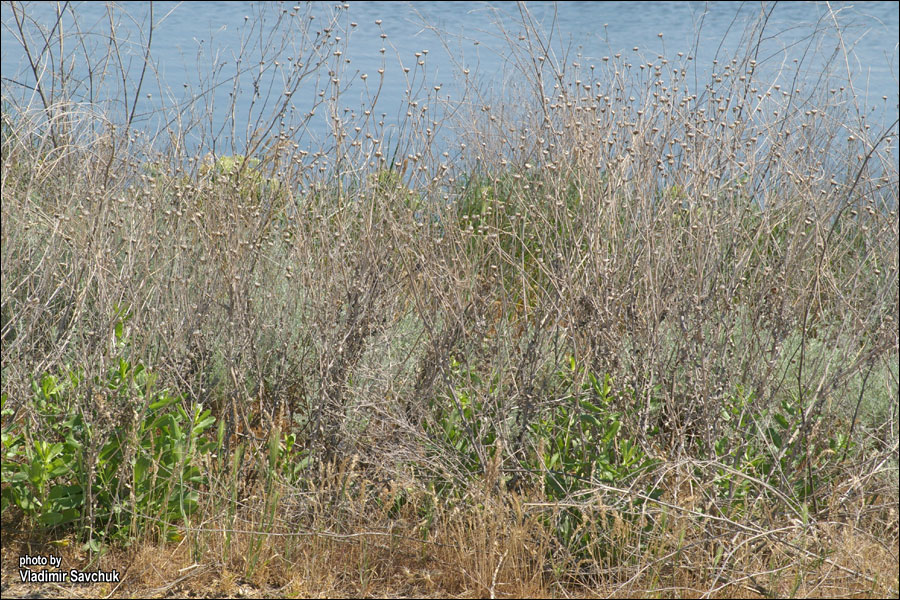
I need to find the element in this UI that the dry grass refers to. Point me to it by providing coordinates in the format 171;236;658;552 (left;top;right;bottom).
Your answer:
1;2;897;597
3;477;896;598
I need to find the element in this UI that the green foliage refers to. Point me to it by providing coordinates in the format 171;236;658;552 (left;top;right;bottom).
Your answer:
199;153;286;208
531;367;655;497
1;318;216;547
424;355;660;562
527;361;660;561
2;371;85;528
451;171;598;310
709;387;855;513
266;429;313;485
423;356;500;480
0;102;19;165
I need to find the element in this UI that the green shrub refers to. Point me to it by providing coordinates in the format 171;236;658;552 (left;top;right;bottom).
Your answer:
423;355;662;563
526;362;660;562
1;355;215;548
709;387;855;513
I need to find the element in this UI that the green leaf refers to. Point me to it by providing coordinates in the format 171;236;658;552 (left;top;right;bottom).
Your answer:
134;456;151;483
580;413;602;429
548;452;560;469
47;461;71;478
48;484;84;509
774;412;790;430
193;410;215;434
38;510;67;526
41;375;59;401
148;393;179;412
601;420;621;444
712;544;724;567
767;427;783;449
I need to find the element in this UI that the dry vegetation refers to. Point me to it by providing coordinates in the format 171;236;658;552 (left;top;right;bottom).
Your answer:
1;2;898;597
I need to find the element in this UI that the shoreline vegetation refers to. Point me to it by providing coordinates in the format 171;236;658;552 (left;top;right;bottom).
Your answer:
1;3;897;597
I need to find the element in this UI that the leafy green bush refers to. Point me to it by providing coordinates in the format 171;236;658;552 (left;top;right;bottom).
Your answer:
423;356;501;484
526;363;660;562
709;387;855;513
422;355;661;562
1;357;215;548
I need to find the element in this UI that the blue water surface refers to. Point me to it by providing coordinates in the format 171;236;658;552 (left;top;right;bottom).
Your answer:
2;1;897;154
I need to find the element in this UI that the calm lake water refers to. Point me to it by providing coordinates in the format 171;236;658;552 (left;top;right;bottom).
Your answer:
2;1;898;153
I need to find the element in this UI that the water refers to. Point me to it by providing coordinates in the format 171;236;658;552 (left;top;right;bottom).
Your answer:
2;1;897;154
